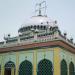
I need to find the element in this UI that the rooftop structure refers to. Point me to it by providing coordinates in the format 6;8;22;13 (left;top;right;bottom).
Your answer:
0;1;75;75
0;1;75;53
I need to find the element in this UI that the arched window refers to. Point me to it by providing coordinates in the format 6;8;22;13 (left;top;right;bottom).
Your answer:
31;25;33;28
69;62;74;75
27;26;30;30
61;59;67;75
37;25;39;29
34;25;36;29
40;25;43;30
44;26;46;30
37;59;53;75
19;60;33;75
25;27;27;31
4;61;15;75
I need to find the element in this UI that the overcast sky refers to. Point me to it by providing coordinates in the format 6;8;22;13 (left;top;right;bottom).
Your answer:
0;0;75;42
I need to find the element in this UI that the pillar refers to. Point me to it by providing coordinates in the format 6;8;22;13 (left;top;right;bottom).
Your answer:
1;56;4;75
1;66;4;75
54;47;60;75
67;64;69;75
11;67;14;75
33;51;37;75
15;52;19;75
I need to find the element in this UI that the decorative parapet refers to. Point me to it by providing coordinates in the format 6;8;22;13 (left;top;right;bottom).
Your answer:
0;31;75;49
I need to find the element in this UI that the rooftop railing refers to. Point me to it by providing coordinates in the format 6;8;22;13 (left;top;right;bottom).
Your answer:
0;32;75;48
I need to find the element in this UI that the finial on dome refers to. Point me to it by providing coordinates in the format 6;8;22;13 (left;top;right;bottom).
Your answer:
35;1;47;16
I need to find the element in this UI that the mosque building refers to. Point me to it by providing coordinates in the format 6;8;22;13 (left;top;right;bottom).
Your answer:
0;1;75;75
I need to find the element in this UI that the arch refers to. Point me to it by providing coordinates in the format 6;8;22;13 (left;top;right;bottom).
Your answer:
69;62;74;75
37;59;53;75
19;60;33;75
28;26;30;30
40;25;43;29
44;26;46;30
31;25;33;28
61;59;67;75
34;25;36;29
37;25;39;29
4;61;15;75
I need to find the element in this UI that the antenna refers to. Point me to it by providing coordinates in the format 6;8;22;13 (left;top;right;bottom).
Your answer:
35;1;47;16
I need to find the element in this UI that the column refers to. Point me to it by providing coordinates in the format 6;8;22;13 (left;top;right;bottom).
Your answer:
15;52;19;75
67;64;69;75
11;67;14;75
54;47;60;75
1;56;4;75
1;66;4;75
33;51;37;75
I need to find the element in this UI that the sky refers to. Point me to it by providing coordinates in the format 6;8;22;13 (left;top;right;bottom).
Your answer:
0;0;75;42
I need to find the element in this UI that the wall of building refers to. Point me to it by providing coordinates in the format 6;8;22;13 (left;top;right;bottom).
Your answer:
0;47;54;75
60;48;75;75
0;47;74;75
0;48;53;66
60;48;75;65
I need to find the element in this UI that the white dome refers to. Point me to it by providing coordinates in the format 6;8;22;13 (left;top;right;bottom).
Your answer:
19;15;58;33
22;16;56;27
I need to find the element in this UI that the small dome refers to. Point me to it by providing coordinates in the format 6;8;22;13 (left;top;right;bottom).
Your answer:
22;15;54;26
18;15;57;33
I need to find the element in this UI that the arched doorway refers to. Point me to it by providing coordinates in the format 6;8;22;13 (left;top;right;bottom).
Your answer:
4;61;15;75
61;59;67;75
69;62;74;75
19;60;33;75
37;59;53;75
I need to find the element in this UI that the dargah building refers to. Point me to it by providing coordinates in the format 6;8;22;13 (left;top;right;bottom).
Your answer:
0;1;75;75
